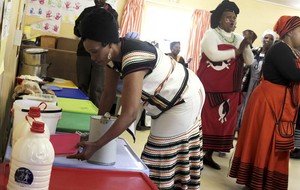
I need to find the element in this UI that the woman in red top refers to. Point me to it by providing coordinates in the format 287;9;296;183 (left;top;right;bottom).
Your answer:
197;0;254;170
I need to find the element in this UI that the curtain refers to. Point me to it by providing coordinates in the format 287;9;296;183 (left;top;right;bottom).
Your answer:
185;9;211;73
119;0;145;37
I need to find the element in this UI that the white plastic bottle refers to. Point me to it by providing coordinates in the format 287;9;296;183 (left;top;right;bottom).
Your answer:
12;106;50;147
7;121;55;190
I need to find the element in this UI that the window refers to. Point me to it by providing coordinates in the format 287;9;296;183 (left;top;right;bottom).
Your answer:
140;2;192;57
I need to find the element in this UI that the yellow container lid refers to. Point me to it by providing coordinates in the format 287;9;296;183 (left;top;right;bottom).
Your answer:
47;78;78;89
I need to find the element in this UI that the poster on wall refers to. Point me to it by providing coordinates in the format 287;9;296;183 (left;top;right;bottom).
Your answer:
0;0;4;75
107;0;118;9
31;19;61;34
1;0;11;38
61;0;94;24
63;0;118;24
0;0;12;75
0;0;4;44
26;0;118;29
26;0;63;33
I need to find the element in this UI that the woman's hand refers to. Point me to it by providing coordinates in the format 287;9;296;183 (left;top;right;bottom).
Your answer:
236;37;252;56
67;141;100;161
186;58;192;64
243;30;257;44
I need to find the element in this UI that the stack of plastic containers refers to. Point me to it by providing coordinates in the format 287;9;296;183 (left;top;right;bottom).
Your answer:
56;97;98;133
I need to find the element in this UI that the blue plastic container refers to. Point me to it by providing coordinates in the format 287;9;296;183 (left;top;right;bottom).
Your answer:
54;88;89;100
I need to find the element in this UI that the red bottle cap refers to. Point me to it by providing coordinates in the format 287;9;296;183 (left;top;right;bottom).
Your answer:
31;121;45;133
28;107;41;118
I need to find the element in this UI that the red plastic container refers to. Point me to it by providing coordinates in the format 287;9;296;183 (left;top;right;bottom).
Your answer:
0;163;158;190
50;133;80;156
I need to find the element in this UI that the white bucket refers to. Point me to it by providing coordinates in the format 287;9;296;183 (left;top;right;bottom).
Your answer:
12;100;62;134
88;115;117;165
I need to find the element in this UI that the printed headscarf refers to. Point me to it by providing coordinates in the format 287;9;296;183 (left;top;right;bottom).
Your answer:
274;16;300;39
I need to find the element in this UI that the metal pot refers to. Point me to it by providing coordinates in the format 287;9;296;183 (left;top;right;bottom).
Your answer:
22;48;48;66
19;62;49;78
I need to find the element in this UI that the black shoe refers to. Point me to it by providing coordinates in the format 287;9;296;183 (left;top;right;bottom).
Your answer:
203;156;221;170
290;148;300;159
136;125;151;131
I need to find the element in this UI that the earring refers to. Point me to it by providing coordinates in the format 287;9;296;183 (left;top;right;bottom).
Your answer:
107;51;112;60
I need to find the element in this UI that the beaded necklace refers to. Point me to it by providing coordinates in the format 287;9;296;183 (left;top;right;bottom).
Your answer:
281;40;300;107
282;40;300;59
215;27;236;44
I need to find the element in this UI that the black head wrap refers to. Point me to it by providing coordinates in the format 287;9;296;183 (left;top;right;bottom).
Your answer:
210;0;240;29
80;8;120;43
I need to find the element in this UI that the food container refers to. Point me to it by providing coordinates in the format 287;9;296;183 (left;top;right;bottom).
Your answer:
22;48;48;66
12;100;62;134
88;115;117;165
20;48;49;77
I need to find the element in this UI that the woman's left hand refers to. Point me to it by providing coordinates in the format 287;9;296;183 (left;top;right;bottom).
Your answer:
67;141;100;161
244;30;256;44
187;58;192;64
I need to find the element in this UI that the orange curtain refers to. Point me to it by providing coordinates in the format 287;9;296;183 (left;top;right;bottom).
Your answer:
119;0;145;37
185;10;211;73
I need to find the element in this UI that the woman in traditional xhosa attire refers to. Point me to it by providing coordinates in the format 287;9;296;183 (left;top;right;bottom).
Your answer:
236;29;276;130
230;16;300;190
67;9;206;190
290;48;300;159
290;109;300;158
196;0;254;170
166;41;191;68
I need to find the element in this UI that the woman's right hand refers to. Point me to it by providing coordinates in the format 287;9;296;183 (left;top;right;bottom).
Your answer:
235;37;252;56
67;141;100;161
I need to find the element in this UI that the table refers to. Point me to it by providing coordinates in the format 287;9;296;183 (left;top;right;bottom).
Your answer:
0;163;157;190
6;79;153;188
5;138;149;176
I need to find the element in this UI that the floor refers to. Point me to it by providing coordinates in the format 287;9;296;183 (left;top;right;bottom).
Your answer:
120;130;300;190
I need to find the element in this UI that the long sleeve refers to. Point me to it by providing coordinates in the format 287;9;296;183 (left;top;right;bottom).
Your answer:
263;42;300;85
242;45;254;65
201;30;236;62
201;29;254;65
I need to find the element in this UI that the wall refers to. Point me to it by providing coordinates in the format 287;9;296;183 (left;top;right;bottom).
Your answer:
23;0;300;46
143;0;300;47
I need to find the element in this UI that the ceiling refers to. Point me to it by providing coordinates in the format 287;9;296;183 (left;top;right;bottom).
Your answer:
258;0;300;9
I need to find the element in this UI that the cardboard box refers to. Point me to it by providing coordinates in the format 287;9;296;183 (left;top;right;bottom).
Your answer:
40;35;57;48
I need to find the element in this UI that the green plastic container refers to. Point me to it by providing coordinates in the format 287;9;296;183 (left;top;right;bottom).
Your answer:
57;98;98;114
56;112;92;133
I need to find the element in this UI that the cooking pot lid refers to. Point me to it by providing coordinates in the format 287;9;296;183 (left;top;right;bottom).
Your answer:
24;48;48;54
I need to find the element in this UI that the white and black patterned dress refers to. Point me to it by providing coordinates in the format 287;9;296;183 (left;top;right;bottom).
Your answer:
108;38;206;190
